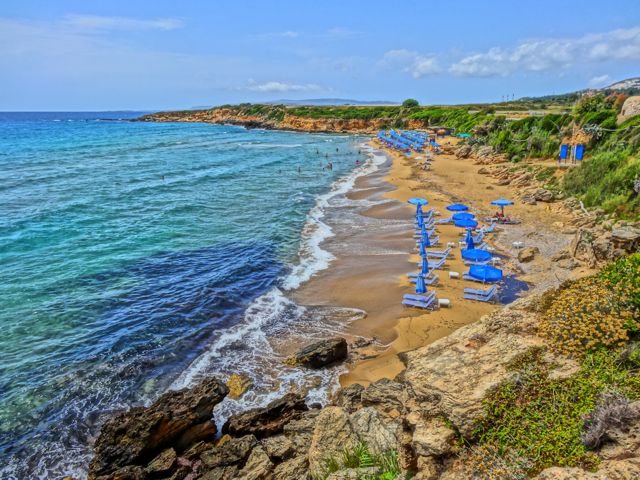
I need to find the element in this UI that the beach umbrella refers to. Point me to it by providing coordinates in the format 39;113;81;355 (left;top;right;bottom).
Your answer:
408;198;428;215
419;240;427;257
465;228;475;249
490;198;514;216
468;264;502;283
462;249;492;263
454;218;478;229
416;210;424;228
421;256;430;275
446;203;469;212
452;212;475;221
415;273;427;294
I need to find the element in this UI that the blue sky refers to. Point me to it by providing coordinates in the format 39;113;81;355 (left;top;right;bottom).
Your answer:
1;0;639;110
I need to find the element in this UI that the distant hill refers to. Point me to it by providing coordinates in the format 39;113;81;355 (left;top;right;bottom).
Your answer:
606;77;640;91
519;76;640;104
264;98;398;106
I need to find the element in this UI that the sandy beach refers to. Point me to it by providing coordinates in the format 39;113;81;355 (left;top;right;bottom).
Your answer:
294;136;591;388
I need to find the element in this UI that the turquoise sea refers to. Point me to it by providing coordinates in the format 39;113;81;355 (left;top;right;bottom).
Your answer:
0;112;369;478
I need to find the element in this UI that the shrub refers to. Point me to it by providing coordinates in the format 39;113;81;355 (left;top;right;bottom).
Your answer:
318;443;402;480
539;275;632;356
402;98;419;108
581;391;636;449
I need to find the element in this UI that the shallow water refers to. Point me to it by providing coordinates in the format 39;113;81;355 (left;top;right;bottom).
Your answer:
0;112;369;478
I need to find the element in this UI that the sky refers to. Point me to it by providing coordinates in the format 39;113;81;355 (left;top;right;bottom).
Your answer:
1;0;640;111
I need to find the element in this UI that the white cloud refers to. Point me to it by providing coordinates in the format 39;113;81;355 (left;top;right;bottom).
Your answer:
244;80;324;93
62;14;184;32
450;26;640;77
588;74;611;87
380;49;441;78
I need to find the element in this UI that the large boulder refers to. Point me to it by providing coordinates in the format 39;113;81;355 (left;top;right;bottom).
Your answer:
223;392;308;438
361;378;407;415
283;410;321;455
308;407;359;474
88;377;228;478
611;226;640;253
290;337;348;368
402;298;543;437
518;246;539;263
349;407;401;455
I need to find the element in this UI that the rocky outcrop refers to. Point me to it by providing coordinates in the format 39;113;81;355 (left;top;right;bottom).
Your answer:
88;377;228;478
402;297;543;437
289;337;348;368
222;392;308;438
518;246;539;263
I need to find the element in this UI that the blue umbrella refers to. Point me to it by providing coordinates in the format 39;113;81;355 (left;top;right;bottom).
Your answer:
465;229;475;249
462;249;492;262
490;198;514;216
419;240;426;257
416;210;424;228
446;203;469;212
455;218;478;229
421;256;430;275
468;264;502;282
415;273;427;294
452;212;475;221
408;197;428;215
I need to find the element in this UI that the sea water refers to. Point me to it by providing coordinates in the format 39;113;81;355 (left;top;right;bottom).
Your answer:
0;112;377;478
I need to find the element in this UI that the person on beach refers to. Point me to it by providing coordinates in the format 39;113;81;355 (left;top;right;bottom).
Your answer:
356;159;361;166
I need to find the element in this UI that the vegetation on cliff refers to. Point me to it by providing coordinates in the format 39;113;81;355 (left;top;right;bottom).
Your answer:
469;254;640;477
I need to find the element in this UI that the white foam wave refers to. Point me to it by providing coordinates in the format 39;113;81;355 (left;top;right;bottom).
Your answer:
170;288;303;390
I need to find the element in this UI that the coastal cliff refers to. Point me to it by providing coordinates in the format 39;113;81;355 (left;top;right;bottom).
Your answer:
138;106;432;134
87;254;640;480
138;108;390;134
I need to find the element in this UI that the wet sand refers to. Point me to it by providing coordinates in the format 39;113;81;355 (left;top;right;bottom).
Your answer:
294;137;586;387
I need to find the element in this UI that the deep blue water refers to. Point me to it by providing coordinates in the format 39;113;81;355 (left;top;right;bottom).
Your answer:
0;112;366;478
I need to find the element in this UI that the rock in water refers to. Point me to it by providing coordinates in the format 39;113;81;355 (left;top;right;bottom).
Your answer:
223;392;308;438
290;337;348;368
88;377;228;478
226;373;252;399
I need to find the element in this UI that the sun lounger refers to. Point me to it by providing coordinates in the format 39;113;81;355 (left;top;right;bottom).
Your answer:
463;259;491;266
402;291;437;309
435;215;453;224
463;284;498;302
479;222;497;234
428;257;447;270
472;232;484;244
426;246;451;258
407;273;439;285
484;216;521;225
414;228;436;238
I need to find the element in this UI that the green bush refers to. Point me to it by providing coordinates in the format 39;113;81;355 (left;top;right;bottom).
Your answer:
402;98;419;108
317;443;402;480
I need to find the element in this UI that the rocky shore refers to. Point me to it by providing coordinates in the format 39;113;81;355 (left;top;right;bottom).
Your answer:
87;285;640;480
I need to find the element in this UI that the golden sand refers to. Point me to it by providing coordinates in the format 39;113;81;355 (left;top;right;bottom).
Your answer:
294;136;586;387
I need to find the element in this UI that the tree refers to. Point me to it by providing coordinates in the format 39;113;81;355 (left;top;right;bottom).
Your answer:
402;98;419;108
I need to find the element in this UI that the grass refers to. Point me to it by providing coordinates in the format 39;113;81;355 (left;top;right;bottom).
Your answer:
317;443;403;480
471;347;640;475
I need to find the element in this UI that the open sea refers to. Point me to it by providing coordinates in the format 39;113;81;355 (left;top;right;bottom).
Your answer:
0;112;376;479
